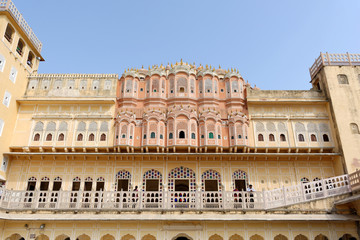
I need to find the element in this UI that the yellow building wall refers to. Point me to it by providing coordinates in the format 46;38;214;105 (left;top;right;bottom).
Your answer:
1;220;357;240
0;13;42;180
317;66;360;173
11;102;115;148
6;154;337;192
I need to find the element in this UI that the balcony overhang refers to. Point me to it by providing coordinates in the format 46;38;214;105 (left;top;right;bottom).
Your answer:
0;212;358;222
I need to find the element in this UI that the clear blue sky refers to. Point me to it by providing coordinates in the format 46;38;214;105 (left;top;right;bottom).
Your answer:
14;0;360;90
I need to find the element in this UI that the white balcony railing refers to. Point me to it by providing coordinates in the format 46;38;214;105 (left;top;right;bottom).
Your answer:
309;52;360;78
0;0;42;52
0;174;352;211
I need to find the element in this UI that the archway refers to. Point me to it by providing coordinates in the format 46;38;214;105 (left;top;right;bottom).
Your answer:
121;234;136;240
142;234;156;240
36;235;50;240
229;234;244;240
294;235;308;240
314;234;329;240
5;234;25;240
250;235;264;240
274;234;288;240
339;234;357;240
101;234;115;240
172;233;194;240
55;234;71;240
77;234;91;240
209;234;223;240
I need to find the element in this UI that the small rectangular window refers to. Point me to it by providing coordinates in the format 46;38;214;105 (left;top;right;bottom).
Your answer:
0;55;5;72
3;91;11;107
338;74;349;84
9;66;17;83
0;119;4;136
1;156;8;172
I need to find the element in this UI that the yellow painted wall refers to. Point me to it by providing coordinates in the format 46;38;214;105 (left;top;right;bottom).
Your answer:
0;13;41;180
6;154;337;192
1;220;357;240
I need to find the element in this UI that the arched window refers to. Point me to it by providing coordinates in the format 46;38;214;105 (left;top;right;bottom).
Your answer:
34;133;40;141
269;134;275;141
298;134;305;142
208;132;214;139
238;135;242;139
88;133;95;141
46;133;52;141
100;133;106;141
150;132;156;138
77;133;83;141
258;134;264;141
16;38;25;56
4;24;14;42
27;51;35;67
96;177;105;191
169;132;173;139
310;134;317;142
27;177;37;191
350;123;360;134
191;133;196;139
280;134;286;141
115;170;131;191
143;134;146;139
179;87;185;93
323;134;329;142
218;134;221;139
58;133;65;141
168;166;196;191
160;134;163;139
53;176;62;191
142;169;162;191
122;134;126;138
179;131;185;139
40;177;50;191
201;169;222;191
84;177;93;191
72;177;81;191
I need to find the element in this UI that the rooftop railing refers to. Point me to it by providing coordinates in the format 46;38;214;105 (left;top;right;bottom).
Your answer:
309;53;360;79
0;0;42;52
0;173;352;211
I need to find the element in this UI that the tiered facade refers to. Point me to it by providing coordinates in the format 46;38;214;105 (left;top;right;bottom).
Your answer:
1;1;360;240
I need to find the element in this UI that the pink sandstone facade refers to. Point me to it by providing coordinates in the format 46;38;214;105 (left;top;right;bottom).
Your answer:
115;63;248;152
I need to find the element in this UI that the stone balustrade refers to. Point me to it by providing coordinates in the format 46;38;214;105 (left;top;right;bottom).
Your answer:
310;52;360;78
0;174;351;211
0;0;42;52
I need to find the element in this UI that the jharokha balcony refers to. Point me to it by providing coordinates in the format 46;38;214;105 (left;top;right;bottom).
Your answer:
0;174;353;212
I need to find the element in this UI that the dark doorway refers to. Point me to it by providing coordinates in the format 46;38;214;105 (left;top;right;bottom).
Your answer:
179;131;185;139
40;181;49;191
235;179;246;191
175;179;189;191
27;181;36;191
146;179;159;191
53;181;62;191
72;182;80;191
205;180;218;191
84;181;92;191
117;179;129;191
96;181;104;191
175;237;190;240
